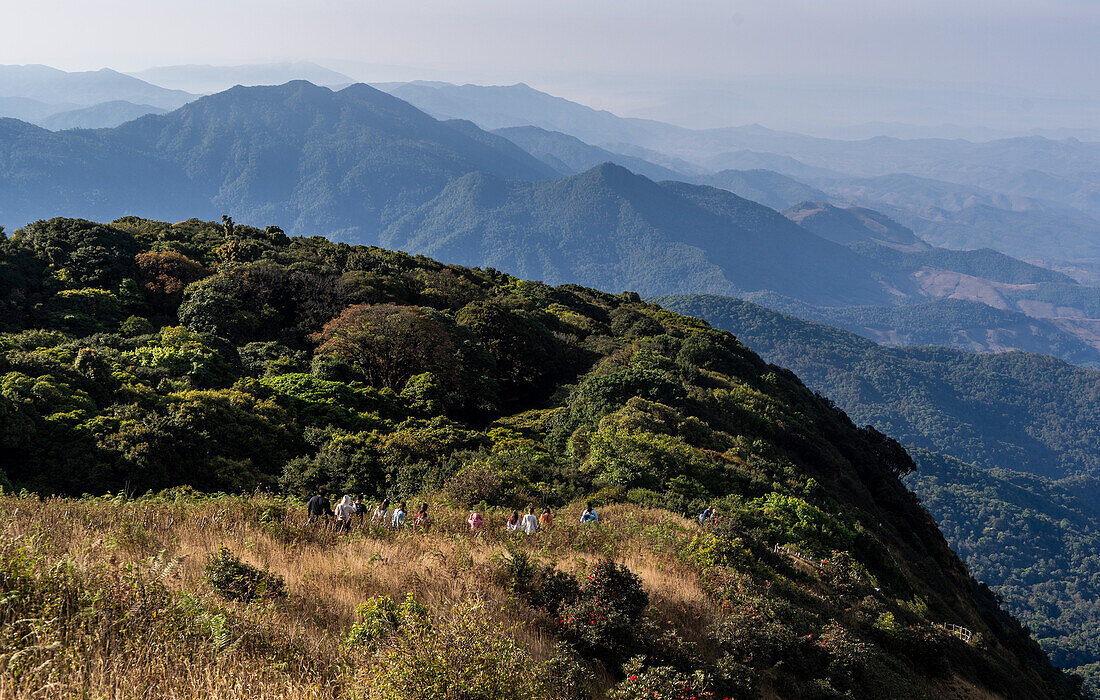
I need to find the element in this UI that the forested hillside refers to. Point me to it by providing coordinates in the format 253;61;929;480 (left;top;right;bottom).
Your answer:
909;450;1100;676
383;163;894;305
0;216;1084;698
657;294;1100;481
656;292;1100;683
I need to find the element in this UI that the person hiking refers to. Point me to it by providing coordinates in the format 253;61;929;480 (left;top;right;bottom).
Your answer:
698;506;712;525
521;507;539;535
538;507;554;528
372;499;390;525
467;511;484;532
506;510;520;532
392;502;407;528
580;506;598;524
353;496;366;521
414;503;430;530
334;495;355;533
307;493;333;523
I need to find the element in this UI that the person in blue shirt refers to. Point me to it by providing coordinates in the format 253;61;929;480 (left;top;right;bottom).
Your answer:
391;502;407;528
580;506;598;524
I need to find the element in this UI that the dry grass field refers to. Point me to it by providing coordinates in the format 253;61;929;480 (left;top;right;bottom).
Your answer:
0;492;714;699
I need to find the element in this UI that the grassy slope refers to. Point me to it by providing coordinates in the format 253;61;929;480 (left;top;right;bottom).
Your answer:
0;493;1072;699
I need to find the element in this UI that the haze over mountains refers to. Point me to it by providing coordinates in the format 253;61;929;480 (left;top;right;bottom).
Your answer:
5;74;1100;366
378;81;1100;263
7;61;1100;691
128;62;357;94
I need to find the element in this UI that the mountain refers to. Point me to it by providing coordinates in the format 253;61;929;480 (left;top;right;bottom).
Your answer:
0;117;211;226
0;64;195;109
655;293;1100;481
0;95;80;122
0;81;558;237
850;245;1076;285
383;163;896;305
493;125;684;180
129;61;357;94
37;100;167;130
703;150;844;179
818;173;1100;262
690;169;830;211
378;80;681;146
0;215;1084;699
785;201;931;252
746;294;1100;367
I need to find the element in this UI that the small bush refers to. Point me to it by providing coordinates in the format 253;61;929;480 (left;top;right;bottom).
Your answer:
360;599;550;700
346;593;430;648
494;547;581;614
708;609;797;665
682;531;748;570
558;560;649;669
205;546;286;602
539;643;596;700
608;656;719;700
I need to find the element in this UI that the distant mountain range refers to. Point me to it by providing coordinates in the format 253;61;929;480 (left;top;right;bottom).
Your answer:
0;81;556;237
0;64;194;110
5;79;1100;361
127;62;357;94
377;81;1100;264
4;68;1099;265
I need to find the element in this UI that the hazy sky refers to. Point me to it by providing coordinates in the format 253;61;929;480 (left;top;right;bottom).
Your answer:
4;0;1099;130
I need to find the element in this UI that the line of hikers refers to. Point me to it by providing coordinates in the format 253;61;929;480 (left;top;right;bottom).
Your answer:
306;492;600;534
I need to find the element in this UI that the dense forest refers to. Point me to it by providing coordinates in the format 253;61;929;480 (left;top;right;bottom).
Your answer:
908;451;1100;676
658;294;1100;480
0;216;1085;698
656;292;1100;685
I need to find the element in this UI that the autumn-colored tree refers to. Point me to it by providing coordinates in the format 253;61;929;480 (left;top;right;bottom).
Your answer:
135;250;210;315
313;304;458;390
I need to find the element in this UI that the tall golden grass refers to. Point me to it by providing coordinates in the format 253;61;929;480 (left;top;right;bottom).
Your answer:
0;493;713;699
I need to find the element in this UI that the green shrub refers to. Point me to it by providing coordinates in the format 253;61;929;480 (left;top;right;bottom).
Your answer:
204;546;286;602
608;656;719;699
539;643;596;700
559;560;649;669
346;593;430;648
495;547;581;614
682;531;749;570
360;599;550;700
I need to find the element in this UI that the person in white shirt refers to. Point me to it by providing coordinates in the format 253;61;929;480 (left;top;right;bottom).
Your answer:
521;507;539;535
334;495;355;533
371;499;389;525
